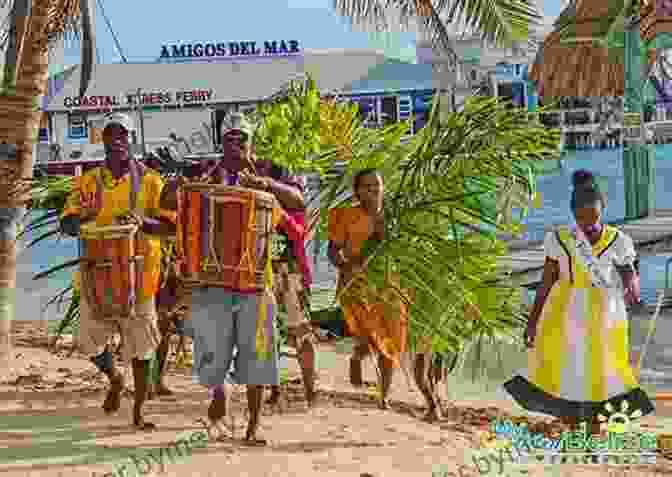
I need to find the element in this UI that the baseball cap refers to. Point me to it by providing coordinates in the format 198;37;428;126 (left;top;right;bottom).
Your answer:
103;112;135;132
220;112;255;138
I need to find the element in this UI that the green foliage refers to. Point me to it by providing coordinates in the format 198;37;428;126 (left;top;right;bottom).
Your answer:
253;75;326;174
318;95;560;354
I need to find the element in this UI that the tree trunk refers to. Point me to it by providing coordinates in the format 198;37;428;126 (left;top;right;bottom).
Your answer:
0;0;52;374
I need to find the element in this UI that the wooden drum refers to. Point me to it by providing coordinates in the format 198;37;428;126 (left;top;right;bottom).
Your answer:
177;183;276;291
80;224;144;320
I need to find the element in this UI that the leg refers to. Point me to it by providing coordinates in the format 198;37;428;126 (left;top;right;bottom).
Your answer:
154;312;174;396
350;337;370;387
91;347;125;414
298;336;317;406
377;353;394;409
414;352;441;421
118;298;162;429
245;385;266;445
131;357;156;430
267;385;282;406
78;292;125;414
190;289;236;429
234;292;280;446
284;323;317;407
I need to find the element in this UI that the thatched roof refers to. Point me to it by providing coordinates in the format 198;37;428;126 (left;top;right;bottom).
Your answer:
529;30;624;98
640;1;672;44
529;0;658;98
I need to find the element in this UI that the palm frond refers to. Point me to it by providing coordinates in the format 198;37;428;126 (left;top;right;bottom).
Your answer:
319;93;558;356
33;258;80;281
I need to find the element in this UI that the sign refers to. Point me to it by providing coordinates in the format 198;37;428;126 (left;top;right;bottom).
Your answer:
159;40;300;61
624;112;642;128
495;62;527;82
63;89;214;109
67;113;88;139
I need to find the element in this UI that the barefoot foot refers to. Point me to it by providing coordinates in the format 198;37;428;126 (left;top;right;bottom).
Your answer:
421;407;442;423
133;420;157;431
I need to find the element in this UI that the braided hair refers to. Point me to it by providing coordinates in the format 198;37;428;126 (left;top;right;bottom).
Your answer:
570;169;605;211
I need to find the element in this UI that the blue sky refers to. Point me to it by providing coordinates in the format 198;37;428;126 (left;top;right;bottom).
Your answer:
60;0;566;67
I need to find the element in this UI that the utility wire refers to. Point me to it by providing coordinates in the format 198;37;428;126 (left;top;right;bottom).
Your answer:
96;0;127;63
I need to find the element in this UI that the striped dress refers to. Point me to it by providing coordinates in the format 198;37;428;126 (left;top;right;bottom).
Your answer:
504;224;654;421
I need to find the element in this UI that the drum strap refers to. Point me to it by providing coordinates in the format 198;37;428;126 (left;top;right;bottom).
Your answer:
129;160;145;216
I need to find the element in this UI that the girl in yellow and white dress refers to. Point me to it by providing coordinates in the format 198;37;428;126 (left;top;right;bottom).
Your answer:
504;170;654;433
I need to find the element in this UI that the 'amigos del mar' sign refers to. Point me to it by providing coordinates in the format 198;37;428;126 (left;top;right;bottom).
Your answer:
159;40;301;61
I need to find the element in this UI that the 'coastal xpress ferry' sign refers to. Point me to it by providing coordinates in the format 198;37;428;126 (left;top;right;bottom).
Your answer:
63;89;214;109
159;40;301;62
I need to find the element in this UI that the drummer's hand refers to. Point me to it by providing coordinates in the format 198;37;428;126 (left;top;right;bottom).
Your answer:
239;170;269;191
79;192;99;221
127;212;147;228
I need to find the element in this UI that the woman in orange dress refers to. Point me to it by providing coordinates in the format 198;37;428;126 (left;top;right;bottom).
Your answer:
327;169;407;409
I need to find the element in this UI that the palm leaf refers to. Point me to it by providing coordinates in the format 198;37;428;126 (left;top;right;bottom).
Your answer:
33;258;80;281
319;93;558;364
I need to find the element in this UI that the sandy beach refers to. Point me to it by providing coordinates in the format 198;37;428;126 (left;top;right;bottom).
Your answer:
1;320;671;477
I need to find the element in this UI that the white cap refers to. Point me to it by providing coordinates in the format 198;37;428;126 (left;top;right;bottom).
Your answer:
103;112;135;132
220;111;255;136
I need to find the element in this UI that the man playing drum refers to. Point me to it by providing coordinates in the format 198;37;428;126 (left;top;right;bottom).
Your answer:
185;113;305;446
61;113;177;430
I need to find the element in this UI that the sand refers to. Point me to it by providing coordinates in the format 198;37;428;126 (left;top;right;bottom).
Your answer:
1;321;671;477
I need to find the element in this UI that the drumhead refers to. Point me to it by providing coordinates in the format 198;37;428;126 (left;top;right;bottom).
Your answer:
179;183;276;207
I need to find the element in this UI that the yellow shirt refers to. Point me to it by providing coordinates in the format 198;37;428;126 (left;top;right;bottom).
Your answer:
63;167;175;300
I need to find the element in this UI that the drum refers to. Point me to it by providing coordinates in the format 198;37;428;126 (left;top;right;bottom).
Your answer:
80;224;144;320
177;183;276;291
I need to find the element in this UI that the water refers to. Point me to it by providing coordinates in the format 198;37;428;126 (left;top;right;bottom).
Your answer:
517;144;672;305
19;145;672;321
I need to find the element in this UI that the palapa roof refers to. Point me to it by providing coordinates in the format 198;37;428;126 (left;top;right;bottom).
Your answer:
529;0;654;98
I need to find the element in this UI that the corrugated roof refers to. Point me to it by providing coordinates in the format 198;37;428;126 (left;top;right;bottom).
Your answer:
343;59;436;93
46;50;390;111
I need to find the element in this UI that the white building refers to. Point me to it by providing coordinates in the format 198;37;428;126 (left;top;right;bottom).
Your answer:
39;45;446;174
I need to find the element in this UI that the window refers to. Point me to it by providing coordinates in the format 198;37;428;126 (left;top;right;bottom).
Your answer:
413;92;433;132
380;97;398;126
67;113;88;140
470;70;477;82
350;97;378;127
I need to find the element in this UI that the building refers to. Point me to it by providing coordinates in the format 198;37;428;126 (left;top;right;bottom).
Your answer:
415;23;551;111
38;44;440;175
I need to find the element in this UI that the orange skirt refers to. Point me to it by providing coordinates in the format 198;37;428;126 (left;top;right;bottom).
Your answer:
340;285;407;367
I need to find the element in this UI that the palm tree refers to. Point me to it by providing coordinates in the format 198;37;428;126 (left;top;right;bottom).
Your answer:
331;0;542;112
0;0;95;372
